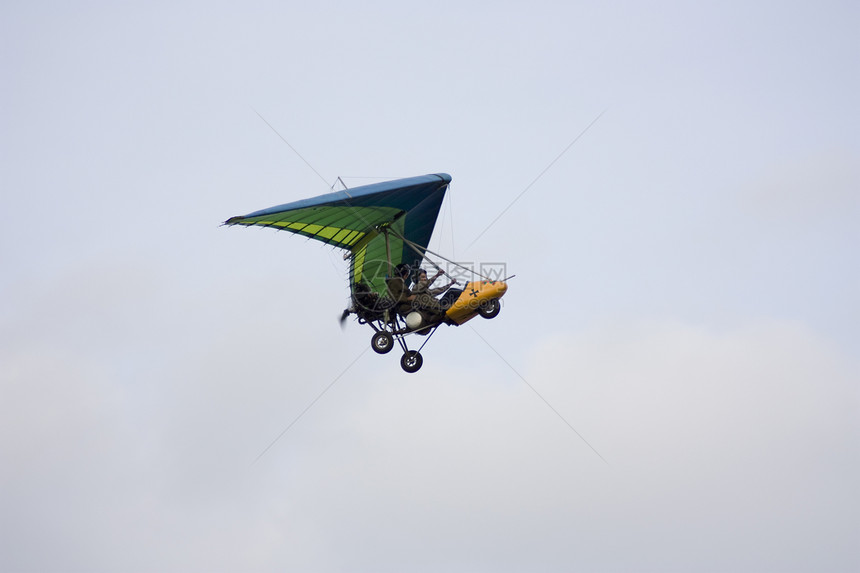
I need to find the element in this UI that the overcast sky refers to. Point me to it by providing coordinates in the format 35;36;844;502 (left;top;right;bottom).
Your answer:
2;1;858;571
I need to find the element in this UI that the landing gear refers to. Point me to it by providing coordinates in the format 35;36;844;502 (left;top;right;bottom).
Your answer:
365;312;439;372
478;298;501;319
371;331;394;354
400;350;423;373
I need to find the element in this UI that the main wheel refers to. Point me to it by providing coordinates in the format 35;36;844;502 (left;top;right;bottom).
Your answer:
400;350;423;373
478;298;501;319
371;331;394;354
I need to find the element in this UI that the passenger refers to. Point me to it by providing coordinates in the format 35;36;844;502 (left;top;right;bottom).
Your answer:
412;268;456;317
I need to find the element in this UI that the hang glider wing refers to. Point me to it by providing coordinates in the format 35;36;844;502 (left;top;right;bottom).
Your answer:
224;173;451;296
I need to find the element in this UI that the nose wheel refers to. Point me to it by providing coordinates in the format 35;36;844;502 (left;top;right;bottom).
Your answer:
400;350;423;373
478;298;501;319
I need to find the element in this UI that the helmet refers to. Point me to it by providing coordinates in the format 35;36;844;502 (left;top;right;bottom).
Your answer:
394;263;411;278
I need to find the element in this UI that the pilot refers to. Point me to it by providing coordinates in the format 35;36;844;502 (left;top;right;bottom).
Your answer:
386;263;416;315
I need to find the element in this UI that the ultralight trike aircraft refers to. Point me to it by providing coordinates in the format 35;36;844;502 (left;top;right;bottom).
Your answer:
225;173;508;373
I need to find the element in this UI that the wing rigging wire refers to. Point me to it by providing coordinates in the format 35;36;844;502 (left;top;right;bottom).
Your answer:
430;180;456;261
254;109;332;191
447;180;456;260
251;345;370;466
465;109;607;250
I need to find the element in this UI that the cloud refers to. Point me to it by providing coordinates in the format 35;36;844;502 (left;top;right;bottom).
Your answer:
521;320;859;571
2;313;858;572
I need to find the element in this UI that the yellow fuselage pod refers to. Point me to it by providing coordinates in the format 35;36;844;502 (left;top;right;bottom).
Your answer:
445;280;508;325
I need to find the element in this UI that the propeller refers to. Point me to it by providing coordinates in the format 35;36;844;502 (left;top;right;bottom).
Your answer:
339;309;351;329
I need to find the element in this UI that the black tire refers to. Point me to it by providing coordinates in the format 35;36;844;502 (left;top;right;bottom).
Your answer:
400;350;423;373
478;298;501;319
371;331;394;354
